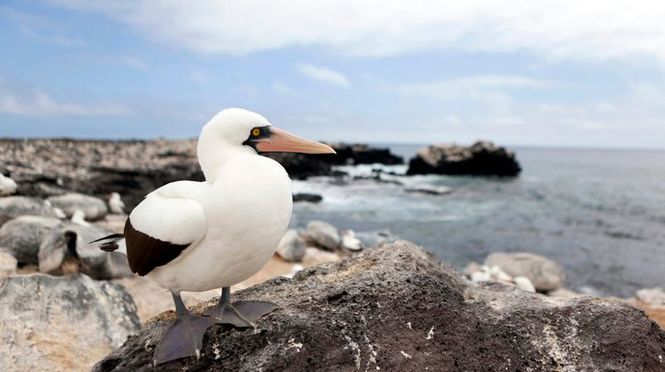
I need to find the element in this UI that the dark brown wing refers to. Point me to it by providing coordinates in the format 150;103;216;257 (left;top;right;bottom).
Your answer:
124;218;190;276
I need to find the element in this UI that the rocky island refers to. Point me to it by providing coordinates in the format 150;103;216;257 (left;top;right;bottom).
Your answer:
407;141;522;177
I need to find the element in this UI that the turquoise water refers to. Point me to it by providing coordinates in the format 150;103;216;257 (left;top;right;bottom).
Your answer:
291;146;665;297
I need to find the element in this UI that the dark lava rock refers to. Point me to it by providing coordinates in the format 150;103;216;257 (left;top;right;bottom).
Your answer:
94;241;664;372
292;193;323;203
404;186;452;196
407;141;521;177
323;143;403;165
0;139;204;210
264;153;332;180
0;140;402;209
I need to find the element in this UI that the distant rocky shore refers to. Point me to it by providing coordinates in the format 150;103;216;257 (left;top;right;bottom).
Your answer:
0;138;520;209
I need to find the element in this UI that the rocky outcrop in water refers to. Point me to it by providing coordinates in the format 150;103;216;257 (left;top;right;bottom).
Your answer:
407;141;521;176
322;143;404;165
94;241;664;371
0;274;140;372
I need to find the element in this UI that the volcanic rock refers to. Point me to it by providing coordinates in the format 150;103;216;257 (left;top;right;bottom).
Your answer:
47;193;109;221
340;229;362;251
485;252;566;292
292;193;323;203
407;141;521;176
265;153;332;180
301;247;341;267
637;288;665;307
0;215;63;264
0;274;140;372
275;230;306;262
0;173;17;196
0;248;17;276
38;223;132;279
322;143;403;165
304;220;340;250
0;196;57;226
94;241;665;372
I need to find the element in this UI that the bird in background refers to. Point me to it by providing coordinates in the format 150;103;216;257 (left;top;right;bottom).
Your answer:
108;192;126;214
92;108;335;364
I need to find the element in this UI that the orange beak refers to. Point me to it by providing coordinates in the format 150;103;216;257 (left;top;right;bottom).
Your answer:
254;127;336;154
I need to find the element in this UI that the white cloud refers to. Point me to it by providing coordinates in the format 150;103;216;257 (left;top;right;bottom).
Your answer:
297;64;350;87
399;74;552;113
50;1;665;65
0;85;130;116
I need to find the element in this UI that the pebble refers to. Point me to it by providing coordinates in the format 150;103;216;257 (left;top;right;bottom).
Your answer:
0;173;17;196
0;216;63;265
302;247;340;267
304;220;341;250
0;196;57;226
276;230;306;262
340;229;363;251
514;276;536;293
470;271;491;283
0;249;18;276
47;193;109;221
636;287;665;307
485;252;565;292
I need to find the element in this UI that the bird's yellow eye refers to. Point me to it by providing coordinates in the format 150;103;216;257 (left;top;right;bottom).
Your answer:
251;128;261;137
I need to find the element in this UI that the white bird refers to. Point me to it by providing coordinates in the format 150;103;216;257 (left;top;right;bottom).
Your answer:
0;173;17;196
108;192;125;214
92;108;335;364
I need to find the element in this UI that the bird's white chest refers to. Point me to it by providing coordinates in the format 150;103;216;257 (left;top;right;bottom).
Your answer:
149;156;293;291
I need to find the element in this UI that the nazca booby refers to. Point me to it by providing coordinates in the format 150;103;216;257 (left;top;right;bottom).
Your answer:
92;108;335;364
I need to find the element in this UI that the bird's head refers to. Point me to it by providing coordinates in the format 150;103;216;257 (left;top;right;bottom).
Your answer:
203;108;335;154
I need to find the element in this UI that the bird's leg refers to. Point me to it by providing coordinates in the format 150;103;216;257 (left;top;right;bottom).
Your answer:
153;290;215;365
206;286;279;328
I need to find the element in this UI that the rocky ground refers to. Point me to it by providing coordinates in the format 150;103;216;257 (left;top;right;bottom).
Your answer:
95;241;665;371
1;138;663;371
0;139;403;209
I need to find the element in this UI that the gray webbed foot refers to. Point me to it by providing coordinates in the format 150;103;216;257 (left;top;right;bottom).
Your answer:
153;312;215;365
207;300;280;328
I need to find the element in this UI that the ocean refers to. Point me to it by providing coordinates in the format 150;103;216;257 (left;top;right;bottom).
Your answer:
290;145;665;297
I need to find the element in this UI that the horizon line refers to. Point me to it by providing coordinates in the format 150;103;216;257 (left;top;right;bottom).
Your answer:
0;136;663;152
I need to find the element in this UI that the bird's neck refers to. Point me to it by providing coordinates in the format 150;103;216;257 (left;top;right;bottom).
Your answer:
197;138;255;183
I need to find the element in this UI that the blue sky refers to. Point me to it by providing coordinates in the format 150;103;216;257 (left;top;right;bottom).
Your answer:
1;1;665;148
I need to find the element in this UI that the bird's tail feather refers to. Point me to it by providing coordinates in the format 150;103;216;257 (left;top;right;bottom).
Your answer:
90;234;127;254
